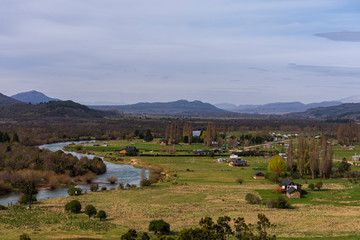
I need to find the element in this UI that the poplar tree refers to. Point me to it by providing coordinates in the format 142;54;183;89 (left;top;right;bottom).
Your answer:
287;139;295;175
309;138;319;179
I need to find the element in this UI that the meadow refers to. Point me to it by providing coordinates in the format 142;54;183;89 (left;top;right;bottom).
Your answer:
1;139;360;239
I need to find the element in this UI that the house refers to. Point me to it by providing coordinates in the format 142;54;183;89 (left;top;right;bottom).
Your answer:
229;159;247;167
192;130;201;137
352;155;360;161
276;178;302;198
264;144;274;149
159;139;168;146
253;171;265;179
217;158;227;163
120;146;138;154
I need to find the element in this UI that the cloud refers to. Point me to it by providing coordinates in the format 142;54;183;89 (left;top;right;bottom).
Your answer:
288;63;360;77
315;31;360;42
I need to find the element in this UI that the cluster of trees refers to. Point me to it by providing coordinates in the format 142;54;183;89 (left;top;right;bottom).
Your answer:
337;122;360;145
0;130;19;143
134;129;154;142
285;137;333;179
121;214;276;240
64;200;107;220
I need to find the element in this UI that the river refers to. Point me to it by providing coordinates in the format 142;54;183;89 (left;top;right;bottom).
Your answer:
0;141;147;206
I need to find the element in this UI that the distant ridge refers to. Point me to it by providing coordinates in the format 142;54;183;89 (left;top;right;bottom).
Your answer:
0;93;21;106
11;90;60;104
0;100;112;119
90;99;234;116
216;101;343;115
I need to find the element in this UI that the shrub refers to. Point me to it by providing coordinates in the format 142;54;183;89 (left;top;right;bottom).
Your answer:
97;210;107;220
84;204;97;218
19;233;31;240
120;229;137;240
148;219;170;235
67;186;82;196
90;183;99;192
80;172;97;183
140;232;150;240
0;204;7;210
0;180;12;194
314;181;323;191
236;178;244;185
101;186;107;191
308;183;315;190
106;176;118;184
267;197;291;209
245;193;261;204
118;183;125;190
65;200;82;213
140;178;152;187
18;195;37;205
265;172;280;183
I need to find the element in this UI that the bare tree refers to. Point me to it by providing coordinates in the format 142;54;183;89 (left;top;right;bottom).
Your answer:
287;139;295;175
309;138;319;179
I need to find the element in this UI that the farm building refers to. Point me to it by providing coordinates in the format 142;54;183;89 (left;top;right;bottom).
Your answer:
229;159;247;167
253;171;265;179
120;146;138;154
352;155;360;161
159;139;168;146
263;144;274;149
275;178;302;199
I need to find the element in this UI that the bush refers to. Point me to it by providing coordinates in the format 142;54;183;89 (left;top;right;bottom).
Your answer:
19;233;31;240
118;183;125;190
267;197;291;209
97;210;107;220
84;204;97;218
140;178;152;187
121;229;137;240
101;186;107;191
65;200;82;213
0;204;7;210
140;232;150;240
67;186;82;196
18;195;37;205
308;183;315;190
148;219;170;235
90;183;99;192
236;178;244;185
315;181;323;191
265;172;280;183
106;176;118;184
245;193;261;204
0;180;12;194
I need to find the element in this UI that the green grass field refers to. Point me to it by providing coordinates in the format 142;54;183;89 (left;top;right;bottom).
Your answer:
1;139;360;239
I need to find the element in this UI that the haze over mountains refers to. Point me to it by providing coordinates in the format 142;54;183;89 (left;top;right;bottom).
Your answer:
1;90;360;120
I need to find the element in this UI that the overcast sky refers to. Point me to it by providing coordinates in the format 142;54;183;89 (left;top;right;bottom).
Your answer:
1;0;360;105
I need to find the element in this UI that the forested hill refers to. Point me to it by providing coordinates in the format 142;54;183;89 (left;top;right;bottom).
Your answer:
0;100;113;119
89;99;236;116
0;93;21;106
286;102;360;121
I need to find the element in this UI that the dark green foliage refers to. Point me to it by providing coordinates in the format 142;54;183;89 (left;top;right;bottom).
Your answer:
19;181;38;209
97;210;107;220
314;181;323;191
308;183;315;190
101;186;107;191
267;197;291;209
65;200;82;213
118;183;125;190
265;172;280;183
157;236;175;240
84;205;97;218
140;178;152;187
121;229;138;240
18;195;37;205
339;158;351;173
2;132;10;142
236;178;244;184
90;183;99;192
67;186;82;196
140;232;150;240
144;129;154;142
12;133;20;142
19;233;31;240
245;193;261;204
148;220;171;235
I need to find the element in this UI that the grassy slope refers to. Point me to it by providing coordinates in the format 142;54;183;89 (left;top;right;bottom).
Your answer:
1;140;360;239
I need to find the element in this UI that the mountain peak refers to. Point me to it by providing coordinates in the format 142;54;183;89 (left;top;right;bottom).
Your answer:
11;90;60;104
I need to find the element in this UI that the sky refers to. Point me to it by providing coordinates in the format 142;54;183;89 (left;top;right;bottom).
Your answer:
1;0;360;105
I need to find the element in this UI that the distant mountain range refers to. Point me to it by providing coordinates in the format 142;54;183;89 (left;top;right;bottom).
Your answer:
11;90;60;104
215;101;343;115
1;90;360;120
0;100;110;119
90;100;235;117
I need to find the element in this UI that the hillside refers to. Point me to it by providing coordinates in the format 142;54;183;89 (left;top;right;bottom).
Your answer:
287;103;360;120
90;99;235;116
0;100;112;119
0;93;21;106
11;90;60;104
217;101;342;115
